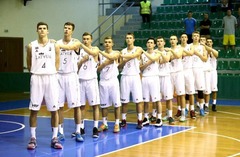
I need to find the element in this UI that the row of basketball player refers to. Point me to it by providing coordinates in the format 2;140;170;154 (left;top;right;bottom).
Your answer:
26;22;218;150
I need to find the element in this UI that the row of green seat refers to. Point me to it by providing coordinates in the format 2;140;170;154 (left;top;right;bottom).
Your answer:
217;49;240;58
163;0;209;6
217;60;240;70
157;4;209;13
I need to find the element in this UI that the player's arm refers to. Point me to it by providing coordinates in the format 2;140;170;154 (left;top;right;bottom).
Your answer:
58;38;81;51
143;50;160;62
194;46;208;62
77;55;89;69
140;59;152;71
183;47;194;56
160;50;171;63
81;44;99;57
26;44;32;72
99;50;120;60
97;59;114;72
121;47;143;60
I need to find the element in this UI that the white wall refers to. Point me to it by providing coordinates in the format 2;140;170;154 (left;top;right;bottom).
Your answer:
0;0;98;69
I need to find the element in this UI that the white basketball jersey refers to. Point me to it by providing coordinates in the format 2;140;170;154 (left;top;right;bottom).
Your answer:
57;39;79;74
30;40;57;74
182;44;193;69
121;47;140;76
170;47;183;72
210;52;217;70
78;48;98;80
158;50;171;76
99;51;119;80
204;54;212;71
141;52;160;76
192;44;204;68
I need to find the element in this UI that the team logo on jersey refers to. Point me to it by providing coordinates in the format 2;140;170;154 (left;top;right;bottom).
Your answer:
32;104;39;108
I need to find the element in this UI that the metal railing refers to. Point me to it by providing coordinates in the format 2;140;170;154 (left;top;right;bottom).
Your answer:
92;0;135;46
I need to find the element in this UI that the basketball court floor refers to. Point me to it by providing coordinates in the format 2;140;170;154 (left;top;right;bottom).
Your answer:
0;98;240;157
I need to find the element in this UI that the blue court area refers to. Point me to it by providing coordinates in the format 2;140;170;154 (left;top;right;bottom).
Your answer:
0;114;192;157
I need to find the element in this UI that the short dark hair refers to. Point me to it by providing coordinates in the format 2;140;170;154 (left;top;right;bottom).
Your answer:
37;22;48;30
82;32;92;39
146;37;156;44
64;22;75;31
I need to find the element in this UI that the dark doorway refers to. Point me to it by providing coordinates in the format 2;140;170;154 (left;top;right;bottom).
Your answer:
0;37;23;72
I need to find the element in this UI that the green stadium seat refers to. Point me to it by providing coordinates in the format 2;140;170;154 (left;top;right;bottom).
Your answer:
235;49;240;58
134;31;142;38
217;60;229;70
163;0;172;5
135;39;145;47
228;61;240;70
225;49;235;58
215;29;224;37
140;23;150;30
212;20;222;28
151;30;161;38
150;22;160;29
142;30;151;38
172;0;179;4
217;49;225;58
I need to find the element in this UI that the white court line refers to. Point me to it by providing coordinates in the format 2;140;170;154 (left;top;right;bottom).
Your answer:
0;120;25;134
97;126;195;157
191;131;240;157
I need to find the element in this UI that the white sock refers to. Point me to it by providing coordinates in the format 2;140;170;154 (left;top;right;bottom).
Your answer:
94;121;98;128
103;117;108;126
122;113;127;120
52;127;58;139
178;105;181;110
168;110;173;117
157;113;162;119
58;124;64;134
144;113;149;119
30;127;36;139
115;119;120;125
181;109;185;116
137;113;142;121
190;105;194;111
75;124;81;133
81;120;84;129
205;103;209;107
213;99;217;104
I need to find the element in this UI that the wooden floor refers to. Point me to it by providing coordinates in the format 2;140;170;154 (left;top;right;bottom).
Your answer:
1;93;240;157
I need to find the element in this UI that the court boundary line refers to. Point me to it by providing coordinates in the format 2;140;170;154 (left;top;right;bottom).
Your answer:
97;126;195;157
191;131;240;157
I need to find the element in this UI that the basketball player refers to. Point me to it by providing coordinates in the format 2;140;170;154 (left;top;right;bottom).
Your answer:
191;31;208;116
202;38;218;112
166;35;186;122
56;22;83;142
97;36;121;133
180;33;196;119
26;22;62;149
58;32;100;138
118;32;144;129
140;37;162;127
156;36;175;125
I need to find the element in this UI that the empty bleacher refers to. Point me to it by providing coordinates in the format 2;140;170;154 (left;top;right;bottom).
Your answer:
132;0;240;76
